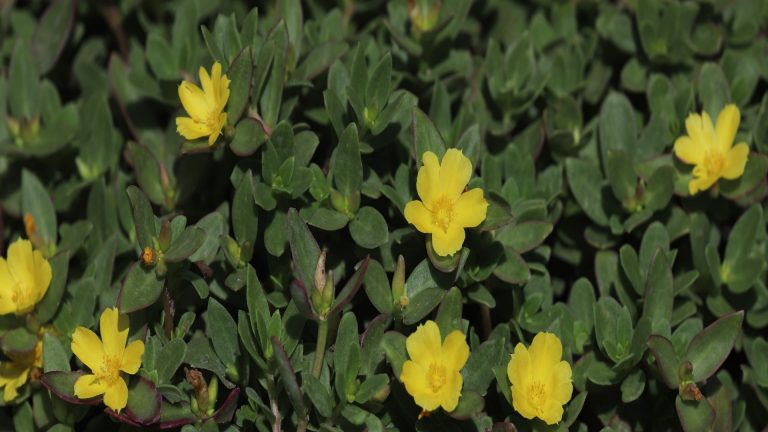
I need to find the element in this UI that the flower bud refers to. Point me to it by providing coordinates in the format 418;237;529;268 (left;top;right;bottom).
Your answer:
314;249;328;293
392;255;407;308
159;219;172;251
141;246;156;266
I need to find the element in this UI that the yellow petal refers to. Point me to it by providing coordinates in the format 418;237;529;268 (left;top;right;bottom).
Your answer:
431;224;465;257
715;104;740;152
178;81;208;121
71;327;105;372
0;362;29;402
7;239;50;313
721;142;749;180
73;374;108;399
453;188;487;228
206;112;227;147
176;117;212;141
688;174;718;195
439;149;472;200
442;330;469;372
404;200;434;233
121;340;145;374
400;360;441;411
685;111;715;149
0;258;17;314
439;370;463;412
100;307;129;358
511;384;537;420
416;151;441;205
548;361;573;405
103;377;129;413
406;320;442;365
507;343;531;389
540;402;565;425
528;333;563;380
200;65;215;108
673;136;702;165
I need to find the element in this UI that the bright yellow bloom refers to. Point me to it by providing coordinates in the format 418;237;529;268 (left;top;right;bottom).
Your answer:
507;332;573;425
400;320;469;414
176;62;230;146
674;104;749;195
404;149;488;257
71;308;145;413
0;238;52;316
0;337;43;401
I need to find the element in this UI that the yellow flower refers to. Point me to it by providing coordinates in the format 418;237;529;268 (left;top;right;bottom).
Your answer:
674;104;749;195
404;149;488;257
71;307;145;413
507;332;573;425
176;62;230;146
0;238;52;316
0;337;43;401
399;320;469;414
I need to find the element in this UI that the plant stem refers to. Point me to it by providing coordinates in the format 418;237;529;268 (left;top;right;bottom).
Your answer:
266;378;282;432
163;284;174;339
480;304;491;340
312;319;329;378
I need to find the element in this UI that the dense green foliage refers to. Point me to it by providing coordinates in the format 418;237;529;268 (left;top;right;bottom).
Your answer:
1;0;768;430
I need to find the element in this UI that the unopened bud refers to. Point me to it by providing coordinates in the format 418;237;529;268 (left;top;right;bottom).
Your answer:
185;368;209;413
678;361;693;382
314;249;328;293
207;376;219;416
159;219;172;251
392;255;406;307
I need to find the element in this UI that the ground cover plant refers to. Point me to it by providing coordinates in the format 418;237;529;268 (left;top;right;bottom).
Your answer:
1;0;768;430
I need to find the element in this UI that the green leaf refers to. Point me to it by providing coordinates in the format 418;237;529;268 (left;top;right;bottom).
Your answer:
620;369;645;403
22;169;57;248
334;312;360;401
126;185;157;250
599;92;637;161
164;227;206;263
565;158;609;226
435;287;463;336
271;337;306;418
354;374;388;404
684;311;744;382
287;208;321;290
381;331;407;377
412;107;446;159
676;395;715;432
42;333;70;373
463;338;505;394
363;259;394;315
226;47;253;123
117;263;164;313
232;170;258;249
32;0;75;75
146;32;177;80
229;119;268;156
642;250;673;331
303;375;334;418
698;63;731;119
156;338;186;384
8;40;39;119
122;377;162;425
332;123;363;197
402;288;444;325
36;251;69;323
207;298;240;367
493;248;530;285
349;206;389;249
495;221;553;253
724;204;762;264
448;390;485;420
365;53;392;118
605;149;637;202
2;327;38;355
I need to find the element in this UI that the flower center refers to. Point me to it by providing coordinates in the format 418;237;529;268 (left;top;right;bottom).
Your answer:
426;362;447;393
98;355;122;385
527;380;547;412
430;195;455;233
703;149;726;176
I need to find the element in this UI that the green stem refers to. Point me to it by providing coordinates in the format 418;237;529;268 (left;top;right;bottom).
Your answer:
312;319;329;378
